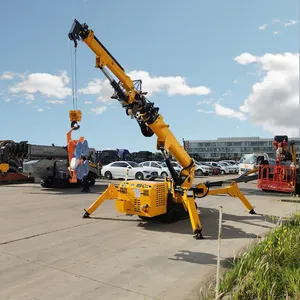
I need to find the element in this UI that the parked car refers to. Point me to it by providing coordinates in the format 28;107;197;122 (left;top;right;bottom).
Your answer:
220;160;239;173
101;160;158;180
194;161;212;176
200;161;220;175
223;160;239;165
159;161;182;178
219;161;238;173
218;161;236;174
206;161;228;175
139;161;163;174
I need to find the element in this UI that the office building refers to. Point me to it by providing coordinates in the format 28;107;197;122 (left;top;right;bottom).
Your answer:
183;136;300;161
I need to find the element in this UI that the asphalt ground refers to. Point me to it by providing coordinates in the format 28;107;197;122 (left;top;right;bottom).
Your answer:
0;175;299;300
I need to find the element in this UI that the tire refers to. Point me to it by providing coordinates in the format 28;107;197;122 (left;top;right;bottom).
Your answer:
86;176;96;186
135;172;144;180
8;159;19;173
161;171;168;178
54;178;68;189
104;171;112;180
195;169;203;177
40;179;54;188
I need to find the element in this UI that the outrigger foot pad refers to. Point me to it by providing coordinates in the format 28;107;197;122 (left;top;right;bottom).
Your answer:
193;229;204;240
249;209;256;215
82;210;90;218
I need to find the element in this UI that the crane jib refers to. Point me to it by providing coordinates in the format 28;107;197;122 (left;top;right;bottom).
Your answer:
68;19;124;72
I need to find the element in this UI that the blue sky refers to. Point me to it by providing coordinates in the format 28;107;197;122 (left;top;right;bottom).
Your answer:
0;0;299;152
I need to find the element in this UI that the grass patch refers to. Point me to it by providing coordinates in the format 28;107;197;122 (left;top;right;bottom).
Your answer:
214;211;300;299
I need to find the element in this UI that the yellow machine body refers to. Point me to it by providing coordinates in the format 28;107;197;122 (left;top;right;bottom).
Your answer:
115;180;168;217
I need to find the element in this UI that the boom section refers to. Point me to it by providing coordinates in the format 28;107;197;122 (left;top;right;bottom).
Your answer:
68;19;196;189
68;19;136;104
148;115;195;188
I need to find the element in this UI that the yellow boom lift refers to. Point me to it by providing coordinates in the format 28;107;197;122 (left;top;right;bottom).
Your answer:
68;19;256;239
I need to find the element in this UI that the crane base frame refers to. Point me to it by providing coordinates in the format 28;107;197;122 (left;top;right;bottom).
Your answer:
82;178;255;238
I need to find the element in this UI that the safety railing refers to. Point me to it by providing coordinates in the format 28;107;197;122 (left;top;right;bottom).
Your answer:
257;164;295;193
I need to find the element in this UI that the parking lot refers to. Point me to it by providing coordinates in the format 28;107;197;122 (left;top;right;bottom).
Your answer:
0;175;299;300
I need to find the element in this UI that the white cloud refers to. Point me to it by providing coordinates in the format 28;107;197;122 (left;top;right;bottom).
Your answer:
3;97;11;102
222;89;231;97
234;52;299;136
197;108;214;114
9;71;72;99
128;70;211;97
273;31;280;35
0;72;15;80
197;98;217;114
213;103;246;120
78;78;116;103
84;101;93;104
91;106;107;115
197;99;214;105
46;100;66;105
79;78;104;95
258;24;267;30
198;52;299;137
234;53;258;65
233;79;239;84
32;105;44;112
283;20;298;27
24;93;35;101
79;70;211;103
272;19;280;24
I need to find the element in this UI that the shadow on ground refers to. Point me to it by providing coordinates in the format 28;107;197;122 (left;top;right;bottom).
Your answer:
168;251;219;265
167;249;245;269
239;186;294;198
25;184;114;195
88;207;281;240
136;207;281;239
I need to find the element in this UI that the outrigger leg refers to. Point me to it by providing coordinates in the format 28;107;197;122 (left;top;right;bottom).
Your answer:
83;184;118;218
207;182;256;214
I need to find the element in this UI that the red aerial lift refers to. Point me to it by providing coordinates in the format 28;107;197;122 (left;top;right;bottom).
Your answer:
257;135;299;194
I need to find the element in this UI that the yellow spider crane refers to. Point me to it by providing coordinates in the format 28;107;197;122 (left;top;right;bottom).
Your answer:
68;19;256;239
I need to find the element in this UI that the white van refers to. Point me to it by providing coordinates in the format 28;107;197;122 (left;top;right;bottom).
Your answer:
238;153;269;175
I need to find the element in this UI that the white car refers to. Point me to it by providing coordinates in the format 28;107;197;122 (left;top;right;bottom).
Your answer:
220;160;239;173
139;161;163;172
219;161;237;174
194;161;212;176
159;161;182;178
206;161;228;175
101;161;158;180
139;160;184;178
